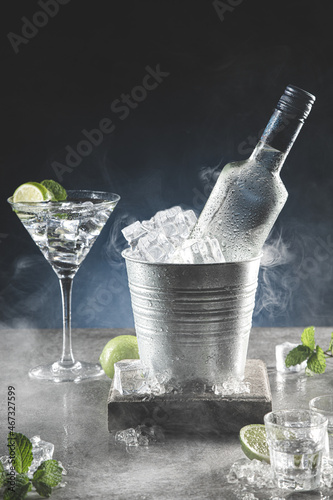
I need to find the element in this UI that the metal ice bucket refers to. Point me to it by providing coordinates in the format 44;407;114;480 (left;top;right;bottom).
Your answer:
123;251;261;387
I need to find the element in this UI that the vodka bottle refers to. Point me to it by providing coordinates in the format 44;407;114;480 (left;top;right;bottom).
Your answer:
190;85;315;261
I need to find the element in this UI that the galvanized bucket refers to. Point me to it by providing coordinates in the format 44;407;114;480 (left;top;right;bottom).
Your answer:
123;251;261;387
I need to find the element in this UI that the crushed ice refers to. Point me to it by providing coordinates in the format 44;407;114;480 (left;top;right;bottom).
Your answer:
115;425;165;449
227;458;275;489
213;378;250;396
113;359;253;397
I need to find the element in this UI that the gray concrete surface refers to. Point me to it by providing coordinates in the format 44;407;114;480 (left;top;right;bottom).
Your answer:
0;327;332;499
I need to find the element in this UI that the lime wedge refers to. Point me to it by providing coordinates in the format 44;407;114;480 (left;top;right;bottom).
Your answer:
239;424;270;463
99;335;140;379
41;180;67;201
12;182;54;202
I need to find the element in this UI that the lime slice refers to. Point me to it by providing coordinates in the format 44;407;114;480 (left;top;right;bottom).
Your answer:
41;180;67;201
239;424;270;463
12;182;54;202
99;335;140;379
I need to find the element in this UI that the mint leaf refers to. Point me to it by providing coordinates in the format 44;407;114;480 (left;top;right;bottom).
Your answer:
3;488;28;500
33;481;52;498
32;459;63;497
3;474;31;500
307;346;327;374
285;345;312;367
33;460;63;487
7;433;33;474
301;326;316;351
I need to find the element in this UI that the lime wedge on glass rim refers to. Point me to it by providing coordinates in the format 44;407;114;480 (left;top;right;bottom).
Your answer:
99;335;140;379
239;424;270;463
12;182;54;202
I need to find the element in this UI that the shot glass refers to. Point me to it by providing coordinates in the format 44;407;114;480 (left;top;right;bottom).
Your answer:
309;395;333;461
264;409;328;491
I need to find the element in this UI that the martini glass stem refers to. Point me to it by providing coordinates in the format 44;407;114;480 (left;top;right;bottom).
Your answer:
59;276;75;366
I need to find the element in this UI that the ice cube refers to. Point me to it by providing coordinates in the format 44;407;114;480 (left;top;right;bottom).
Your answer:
275;342;307;373
142;206;182;233
81;201;94;208
121;221;147;246
115;428;138;447
213;378;250;396
115;425;165;448
154;207;190;241
183;210;197;231
113;359;150;395
170;237;225;264
136;432;149;447
321;457;333;488
137;231;175;263
239;494;259;500
154;207;197;242
54;220;80;242
0;456;11;472
136;424;165;443
146;375;166;396
113;359;169;396
155;206;182;230
29;435;54;474
57;460;67;475
167;211;198;245
141;218;155;232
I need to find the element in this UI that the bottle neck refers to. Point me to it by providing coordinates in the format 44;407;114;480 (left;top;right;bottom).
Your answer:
250;142;286;173
251;109;305;173
260;109;304;154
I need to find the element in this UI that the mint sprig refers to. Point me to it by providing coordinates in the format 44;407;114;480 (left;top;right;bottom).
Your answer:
2;433;63;500
285;326;333;375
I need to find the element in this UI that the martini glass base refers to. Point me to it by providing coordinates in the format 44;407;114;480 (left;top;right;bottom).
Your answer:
29;360;105;383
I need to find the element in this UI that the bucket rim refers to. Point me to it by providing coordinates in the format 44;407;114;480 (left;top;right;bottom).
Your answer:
121;248;263;266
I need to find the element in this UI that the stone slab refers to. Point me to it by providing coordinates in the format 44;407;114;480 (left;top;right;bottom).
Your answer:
108;359;272;434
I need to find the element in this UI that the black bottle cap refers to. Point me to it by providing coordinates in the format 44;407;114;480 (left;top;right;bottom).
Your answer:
276;85;316;120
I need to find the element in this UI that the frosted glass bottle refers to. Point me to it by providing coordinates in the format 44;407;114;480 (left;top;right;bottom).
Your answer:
191;85;315;261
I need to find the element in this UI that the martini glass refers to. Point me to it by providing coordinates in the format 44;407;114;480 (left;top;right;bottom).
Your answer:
8;190;120;382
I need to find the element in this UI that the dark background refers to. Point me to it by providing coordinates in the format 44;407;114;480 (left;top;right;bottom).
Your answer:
0;0;332;330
